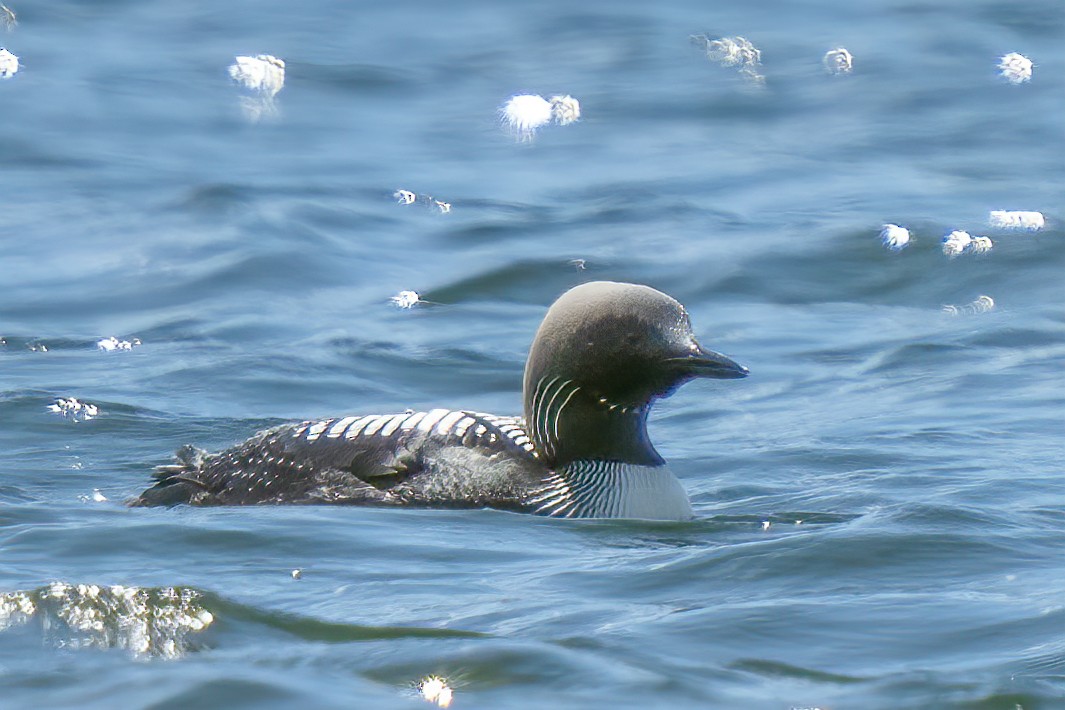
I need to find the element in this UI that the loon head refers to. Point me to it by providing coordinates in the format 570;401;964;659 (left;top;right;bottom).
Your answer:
523;281;748;468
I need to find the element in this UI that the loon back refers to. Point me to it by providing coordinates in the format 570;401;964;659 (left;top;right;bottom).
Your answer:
132;281;748;519
131;409;546;509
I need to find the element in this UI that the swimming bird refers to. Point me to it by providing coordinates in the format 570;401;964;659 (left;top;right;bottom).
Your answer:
131;282;748;519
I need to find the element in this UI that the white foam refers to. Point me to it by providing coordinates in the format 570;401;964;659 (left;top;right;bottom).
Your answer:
228;54;286;97
391;290;421;309
47;397;99;422
501;94;554;140
97;336;141;352
0;47;18;78
704;36;760;67
968;236;993;254
418;676;454;707
692;35;765;84
1;5;16;32
879;224;910;251
944;295;994;315
393;189;452;213
941;230;972;258
989;210;1044;231
823;48;853;75
548;95;581;125
0;583;212;659
998;52;1032;84
228;54;285;123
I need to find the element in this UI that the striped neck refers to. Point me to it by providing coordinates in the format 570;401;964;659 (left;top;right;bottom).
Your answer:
527;461;693;520
525;376;663;468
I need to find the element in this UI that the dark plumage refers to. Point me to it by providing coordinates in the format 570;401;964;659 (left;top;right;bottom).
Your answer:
131;282;747;519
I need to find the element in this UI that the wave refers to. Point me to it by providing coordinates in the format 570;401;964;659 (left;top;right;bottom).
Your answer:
0;582;484;660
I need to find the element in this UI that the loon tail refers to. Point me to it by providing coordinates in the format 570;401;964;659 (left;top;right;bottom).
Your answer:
128;445;212;507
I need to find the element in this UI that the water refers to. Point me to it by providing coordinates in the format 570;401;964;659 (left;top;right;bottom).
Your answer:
2;0;1063;707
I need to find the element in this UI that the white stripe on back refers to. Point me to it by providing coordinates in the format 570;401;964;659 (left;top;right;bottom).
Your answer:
327;416;357;438
379;413;408;437
416;409;450;432
363;415;389;436
305;419;332;442
434;410;467;436
453;416;475;436
345;415;375;439
399;411;426;431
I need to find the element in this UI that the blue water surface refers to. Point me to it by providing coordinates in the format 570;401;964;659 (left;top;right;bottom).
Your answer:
2;0;1063;708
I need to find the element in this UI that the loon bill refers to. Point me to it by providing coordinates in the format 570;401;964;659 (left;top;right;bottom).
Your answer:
131;281;748;519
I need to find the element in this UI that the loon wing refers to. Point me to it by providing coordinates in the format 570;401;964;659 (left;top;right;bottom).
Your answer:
131;409;539;507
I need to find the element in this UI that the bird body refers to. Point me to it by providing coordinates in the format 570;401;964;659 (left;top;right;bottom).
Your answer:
132;282;747;519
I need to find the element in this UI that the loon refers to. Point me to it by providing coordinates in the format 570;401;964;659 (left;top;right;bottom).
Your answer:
131;281;748;519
